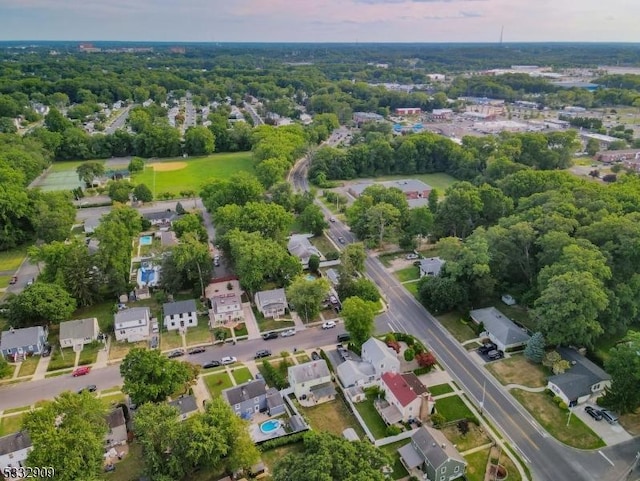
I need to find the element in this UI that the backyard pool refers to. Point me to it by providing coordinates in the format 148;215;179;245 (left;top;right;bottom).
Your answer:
305;273;317;281
259;419;282;434
137;265;161;288
140;235;153;246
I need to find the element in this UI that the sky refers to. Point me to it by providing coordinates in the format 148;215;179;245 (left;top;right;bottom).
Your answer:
0;0;638;43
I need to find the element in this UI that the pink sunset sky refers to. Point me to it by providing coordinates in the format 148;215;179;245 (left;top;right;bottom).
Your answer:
0;0;638;42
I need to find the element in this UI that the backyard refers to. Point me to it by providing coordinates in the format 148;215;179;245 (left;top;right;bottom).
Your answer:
99;442;145;481
485;354;548;388
353;396;388;439
379;440;410;480
441;422;492;452
510;389;605;449
203;371;234;398
299;395;365;439
435;312;478;343
464;448;491;481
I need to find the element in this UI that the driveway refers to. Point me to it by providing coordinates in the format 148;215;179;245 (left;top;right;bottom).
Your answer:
576;404;633;446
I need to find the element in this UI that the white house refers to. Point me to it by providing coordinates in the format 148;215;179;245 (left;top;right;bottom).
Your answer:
419;257;445;278
206;280;244;328
469;307;530;351
0;432;32;470
361;337;400;376
114;307;151;343
378;372;430;424
59;318;100;349
254;288;288;319
288;360;336;406
163;299;198;331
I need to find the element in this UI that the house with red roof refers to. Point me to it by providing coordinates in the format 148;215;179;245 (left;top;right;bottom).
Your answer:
376;372;434;424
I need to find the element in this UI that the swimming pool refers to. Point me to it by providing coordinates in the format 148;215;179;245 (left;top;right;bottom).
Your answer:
137;266;161;288
259;419;281;434
305;274;317;281
140;235;153;246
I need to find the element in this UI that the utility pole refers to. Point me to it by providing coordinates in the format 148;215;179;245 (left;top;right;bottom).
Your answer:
566;405;573;427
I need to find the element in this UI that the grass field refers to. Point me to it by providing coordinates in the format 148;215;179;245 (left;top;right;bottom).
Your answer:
376;172;458;193
379;440;410;480
132;152;254;197
185;322;212;346
78;343;103;366
47;347;75;371
160;330;184;351
464;448;491;481
435;395;475;423
394;265;420;283
300;396;365;439
353;397;388;439
230;366;253;385
203;371;233;398
0;276;10;289
436;312;478;343
0;414;24;436
485;354;548;388
441;422;492;452
17;356;39;377
429;383;454;396
0;245;28;272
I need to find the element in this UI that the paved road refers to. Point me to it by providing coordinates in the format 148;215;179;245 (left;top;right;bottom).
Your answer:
243;101;263;126
288;142;640;481
104;105;131;135
0;326;346;411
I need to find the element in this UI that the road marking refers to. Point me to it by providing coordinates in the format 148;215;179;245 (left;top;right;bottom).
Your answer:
598;451;615;466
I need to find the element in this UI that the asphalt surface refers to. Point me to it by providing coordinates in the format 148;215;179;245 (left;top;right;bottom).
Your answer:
243;101;264;126
287;138;640;481
104;105;131;135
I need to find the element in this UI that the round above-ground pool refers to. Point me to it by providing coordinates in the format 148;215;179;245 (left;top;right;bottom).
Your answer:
260;419;281;434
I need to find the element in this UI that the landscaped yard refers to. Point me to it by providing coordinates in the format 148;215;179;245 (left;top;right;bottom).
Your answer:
436;312;478;343
353;397;388;439
441;422;492;452
1;364;16;380
379;440;410;480
78;342;103;366
429;383;454;396
160;330;184;351
0;275;10;289
185;321;212;346
0;414;24;436
296;354;310;363
17;356;39;377
485;354;548;388
261;442;305;475
311;234;337;256
300;396;365;439
257;317;295;333
131;152;254;197
403;281;419;299
434;395;475;423
203;371;233;398
394;265;420;283
511;389;605;449
0;245;28;272
47;347;75;371
464;448;491;481
230;366;253;385
233;323;248;337
71;302;117;332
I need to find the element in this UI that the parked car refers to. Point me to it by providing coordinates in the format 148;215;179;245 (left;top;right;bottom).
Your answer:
322;321;337;329
220;356;237;365
329;217;336;222
150;336;159;349
187;347;206;355
600;409;619;424
167;349;185;358
337;333;351;342
338;236;345;244
311;351;321;361
487;350;504;360
26;278;34;286
78;384;97;394
202;360;220;369
585;406;603;421
41;344;52;357
405;253;419;260
72;366;91;377
262;331;278;340
254;349;272;359
9;276;17;285
479;342;498;355
280;329;296;337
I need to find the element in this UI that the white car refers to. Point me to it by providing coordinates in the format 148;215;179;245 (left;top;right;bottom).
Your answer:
220;356;237;365
322;321;337;329
280;329;296;338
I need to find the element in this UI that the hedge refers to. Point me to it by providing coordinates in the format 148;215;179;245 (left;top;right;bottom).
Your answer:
259;431;306;450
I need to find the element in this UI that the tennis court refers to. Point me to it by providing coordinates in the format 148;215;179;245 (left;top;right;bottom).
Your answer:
34;170;84;192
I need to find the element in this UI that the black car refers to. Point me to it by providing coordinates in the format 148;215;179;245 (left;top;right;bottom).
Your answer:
254;349;272;359
188;346;206;355
167;349;185;358
202;360;220;369
585;406;603;421
41;344;52;357
487;349;504;360
262;331;278;340
78;384;97;394
479;342;498;355
311;351;321;361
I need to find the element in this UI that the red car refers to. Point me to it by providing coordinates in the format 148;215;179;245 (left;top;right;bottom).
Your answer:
72;366;91;377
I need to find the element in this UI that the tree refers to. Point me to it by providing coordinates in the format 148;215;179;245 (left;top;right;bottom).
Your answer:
133;183;153;202
418;275;468;314
172;212;208;243
524;332;546;364
172;233;212;297
272;431;389;481
542;351;570;374
601;333;640;414
175;201;186;215
340;243;366;275
0;356;11;378
434;182;483;238
31;191;76;243
200;172;264;212
428;188;439;213
214;201;293;242
76;161;105;186
298;204;327;236
308;254;320;273
7;282;76;326
184;126;215;155
256;157;290;188
341;296;378;347
107;179;134;203
416;351;437;369
120;348;199;405
286;275;331;323
338;277;380;303
23;391;107;481
44;107;72;132
586;138;600;156
128;157;145;172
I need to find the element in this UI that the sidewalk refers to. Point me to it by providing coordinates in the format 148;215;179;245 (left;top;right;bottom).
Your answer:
31;355;52;381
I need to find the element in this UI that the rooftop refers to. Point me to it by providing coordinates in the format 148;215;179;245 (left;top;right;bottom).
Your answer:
105;406;126;429
223;379;267;405
381;371;426;407
255;288;287;308
59;318;98;341
163;299;197;317
419;257;445;277
0;431;32;456
168;395;198;416
114;307;150;329
469;307;530;346
289;360;331;384
0;326;46;352
548;348;611;400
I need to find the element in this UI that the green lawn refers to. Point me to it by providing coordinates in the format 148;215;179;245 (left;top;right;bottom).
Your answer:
49;160;95;173
257;317;295;333
311;234;337;256
2;406;29;414
203;371;233;398
403;281;419;299
0;276;10;289
394;265;420;283
100;393;126;408
78;342;103;366
233;323;248;337
71;302;116;332
45;368;73;378
379;440;410;480
0;245;28;272
429;383;454;396
299;396;365;439
434;395;475;423
160;330;184;351
0;414;24;436
296;354;311;363
1;364;16;380
464;448;491;481
376;172;458;193
131;152;254;197
261;442;305;476
17;356;40;377
47;347;75;371
185;322;212;346
353;397;388;439
511;389;605;449
230;367;253;385
441;422;492;452
436;312;478;343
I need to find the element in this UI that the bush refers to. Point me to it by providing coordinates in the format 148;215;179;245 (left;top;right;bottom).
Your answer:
384;333;396;343
325;251;340;261
128;157;145;172
404;348;415;362
415;352;437;369
386;425;402;436
259;431;306;450
431;412;446;427
386;340;401;353
414;367;431;376
558;401;568;410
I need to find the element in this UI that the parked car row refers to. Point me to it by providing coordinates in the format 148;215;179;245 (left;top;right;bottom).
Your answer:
202;356;237;369
585;406;619;424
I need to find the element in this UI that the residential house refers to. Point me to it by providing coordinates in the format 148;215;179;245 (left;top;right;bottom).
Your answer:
222;380;268;419
596;149;640;164
377;372;430;424
287;234;322;268
104;407;127;448
0;432;32;470
547;347;612;406
206;280;244;328
254;288;288;319
113;307;151;343
469;307;530;352
337;360;376;389
142;210;178;226
83;216;102;234
0;326;48;361
419;257;445;278
265;388;286;417
59;318;99;349
288;360;336;406
398;426;466;481
429;108;453;121
395;107;422;116
361;337;401;377
169;395;199;421
163;299;198;331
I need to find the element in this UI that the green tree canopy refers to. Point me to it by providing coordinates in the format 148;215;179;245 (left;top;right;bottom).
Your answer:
341;296;378;347
7;282;76;326
286;275;331;323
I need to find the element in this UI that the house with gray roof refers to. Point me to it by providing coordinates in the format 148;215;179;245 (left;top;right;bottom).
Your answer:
169;395;199;421
361;337;400;377
287;234;322;268
337;360;376;389
142;210;179;226
83;216;102;234
288;360;335;406
105;407;127;447
59;318;99;349
325;268;340;286
419;257;445;278
547;347;611;406
469;307;530;352
0;432;32;470
114;307;151;343
0;326;48;361
163;299;198;331
265;387;286;417
398;426;466;481
222;380;268;420
254;288;288;319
